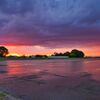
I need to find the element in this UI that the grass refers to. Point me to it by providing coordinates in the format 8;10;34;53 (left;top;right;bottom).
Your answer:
0;92;7;100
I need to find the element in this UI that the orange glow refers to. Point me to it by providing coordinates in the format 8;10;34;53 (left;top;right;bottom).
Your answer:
7;53;20;57
5;45;100;57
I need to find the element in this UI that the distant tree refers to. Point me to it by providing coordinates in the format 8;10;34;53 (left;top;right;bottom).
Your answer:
35;55;48;59
52;52;64;56
19;55;27;58
63;52;70;56
52;51;70;57
0;46;9;57
69;49;85;58
53;52;60;56
29;55;32;58
35;55;42;58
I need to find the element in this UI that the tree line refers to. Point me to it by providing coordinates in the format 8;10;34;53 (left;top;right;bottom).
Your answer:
52;49;85;58
0;46;85;58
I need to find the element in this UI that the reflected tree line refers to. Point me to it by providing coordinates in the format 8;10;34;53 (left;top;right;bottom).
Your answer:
0;46;85;59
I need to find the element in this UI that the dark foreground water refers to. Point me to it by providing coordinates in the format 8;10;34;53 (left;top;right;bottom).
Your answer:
0;59;100;100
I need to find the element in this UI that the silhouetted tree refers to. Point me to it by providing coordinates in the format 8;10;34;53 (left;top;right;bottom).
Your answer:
69;49;85;58
63;52;70;56
35;55;48;59
52;51;70;56
53;52;60;56
0;46;9;57
19;55;27;58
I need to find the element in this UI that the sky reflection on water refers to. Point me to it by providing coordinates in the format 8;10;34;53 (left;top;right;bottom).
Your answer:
0;59;100;81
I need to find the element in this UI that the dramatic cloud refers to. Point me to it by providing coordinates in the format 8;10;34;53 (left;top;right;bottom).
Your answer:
0;0;100;48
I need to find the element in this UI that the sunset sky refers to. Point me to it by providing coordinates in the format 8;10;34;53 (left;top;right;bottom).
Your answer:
0;0;100;56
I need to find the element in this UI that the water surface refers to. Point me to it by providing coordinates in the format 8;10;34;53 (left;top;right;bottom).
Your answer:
0;59;100;81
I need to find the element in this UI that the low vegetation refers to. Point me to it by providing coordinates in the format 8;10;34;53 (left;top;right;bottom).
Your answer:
0;92;7;99
0;46;85;59
52;49;85;58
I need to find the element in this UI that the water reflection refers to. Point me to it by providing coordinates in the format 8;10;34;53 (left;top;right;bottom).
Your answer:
0;59;99;80
0;61;8;74
69;60;84;73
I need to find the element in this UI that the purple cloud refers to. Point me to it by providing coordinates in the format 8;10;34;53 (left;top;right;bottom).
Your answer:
0;0;100;48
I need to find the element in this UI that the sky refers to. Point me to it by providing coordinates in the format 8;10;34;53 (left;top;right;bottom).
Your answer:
0;0;100;56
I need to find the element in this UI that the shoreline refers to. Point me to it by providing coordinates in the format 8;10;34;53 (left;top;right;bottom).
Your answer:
0;57;100;61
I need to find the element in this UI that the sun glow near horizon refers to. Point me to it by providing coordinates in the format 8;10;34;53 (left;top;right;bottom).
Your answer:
5;45;100;57
7;53;21;57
